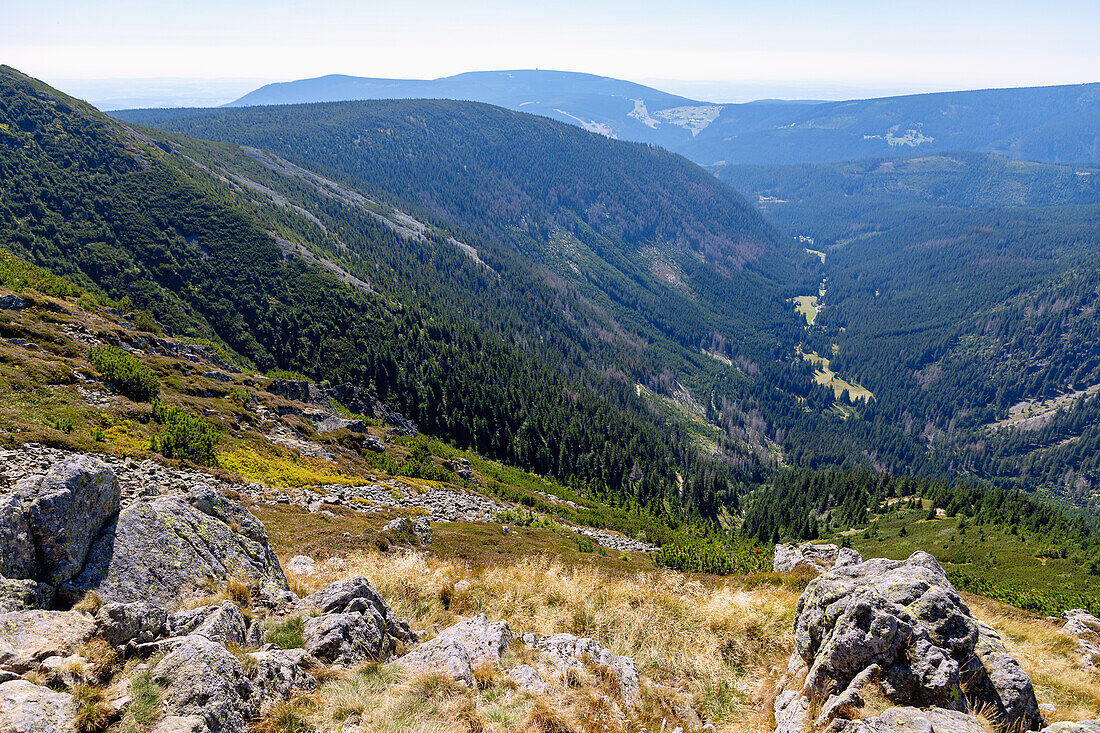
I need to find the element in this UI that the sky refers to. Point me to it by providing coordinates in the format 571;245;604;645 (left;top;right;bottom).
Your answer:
5;0;1099;105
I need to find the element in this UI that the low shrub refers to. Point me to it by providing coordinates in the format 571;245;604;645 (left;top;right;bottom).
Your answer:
149;400;220;465
88;345;159;402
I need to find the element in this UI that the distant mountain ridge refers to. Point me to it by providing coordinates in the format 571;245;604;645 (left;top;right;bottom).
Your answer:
226;71;1100;166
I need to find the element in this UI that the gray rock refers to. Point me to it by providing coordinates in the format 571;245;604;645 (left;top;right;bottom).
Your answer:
166;602;248;647
526;632;640;706
314;416;367;434
246;618;265;648
396;614;512;686
0;679;75;733
836;547;863;568
1061;609;1100;670
95;601;167;646
0;493;35;579
383;516;432;544
777;551;1041;732
267;379;324;405
61;491;286;606
302;611;388;665
839;706;988;733
774;542;859;574
0;294;28;311
188;602;248;646
257;583;298;610
508;664;552;693
1042;723;1100;733
0;577;53;612
151;716;207;733
284;555;316;575
0;610;95;672
298;577;416;644
202;371;232;382
248;648;317;702
152;635;259;733
362;436;386;453
14;454;120;585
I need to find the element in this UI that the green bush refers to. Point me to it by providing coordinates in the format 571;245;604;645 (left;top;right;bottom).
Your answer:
655;537;772;575
149;400;220;465
132;310;161;335
87;345;159;402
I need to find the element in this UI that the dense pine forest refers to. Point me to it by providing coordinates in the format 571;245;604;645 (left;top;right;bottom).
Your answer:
717;153;1100;501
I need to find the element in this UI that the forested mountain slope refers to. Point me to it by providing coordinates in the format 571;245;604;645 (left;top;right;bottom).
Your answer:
3;65;859;521
223;72;1100;166
117;99;806;354
718;152;1100;502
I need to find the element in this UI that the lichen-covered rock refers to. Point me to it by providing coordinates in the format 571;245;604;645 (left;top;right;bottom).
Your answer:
0;610;95;672
0;493;35;579
302;611;390;664
524;631;640;706
166;602;248;646
60;490;286;606
298;576;416;644
0;679;75;733
395;614;512;686
0;577;53;612
152;635;259;733
299;576;386;615
95;601;167;646
383;516;432;544
835;706;987;733
248;648;318;703
774;543;860;574
13;455;120;585
775;551;1041;733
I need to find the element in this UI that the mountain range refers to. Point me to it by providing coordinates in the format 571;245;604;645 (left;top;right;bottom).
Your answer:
226;70;1100;166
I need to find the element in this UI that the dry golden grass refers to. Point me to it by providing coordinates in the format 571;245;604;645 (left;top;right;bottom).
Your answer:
965;593;1100;723
278;550;800;733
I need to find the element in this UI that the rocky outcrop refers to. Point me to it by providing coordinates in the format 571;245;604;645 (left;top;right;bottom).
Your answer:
0;294;28;311
1043;723;1100;733
167;602;249;647
773;542;861;574
302;612;389;665
773;551;1042;733
152;635;259;733
1062;609;1100;670
523;631;641;706
62;486;287;606
268;379;417;436
0;679;75;733
0;493;35;579
395;614;513;686
833;706;987;733
298;577;416;664
248;648;317;704
0;610;95;673
383;516;433;544
284;555;316;575
10;454;120;586
0;577;53;612
95;601;167;646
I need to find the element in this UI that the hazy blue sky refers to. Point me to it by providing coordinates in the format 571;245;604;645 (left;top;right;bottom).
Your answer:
6;0;1099;102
